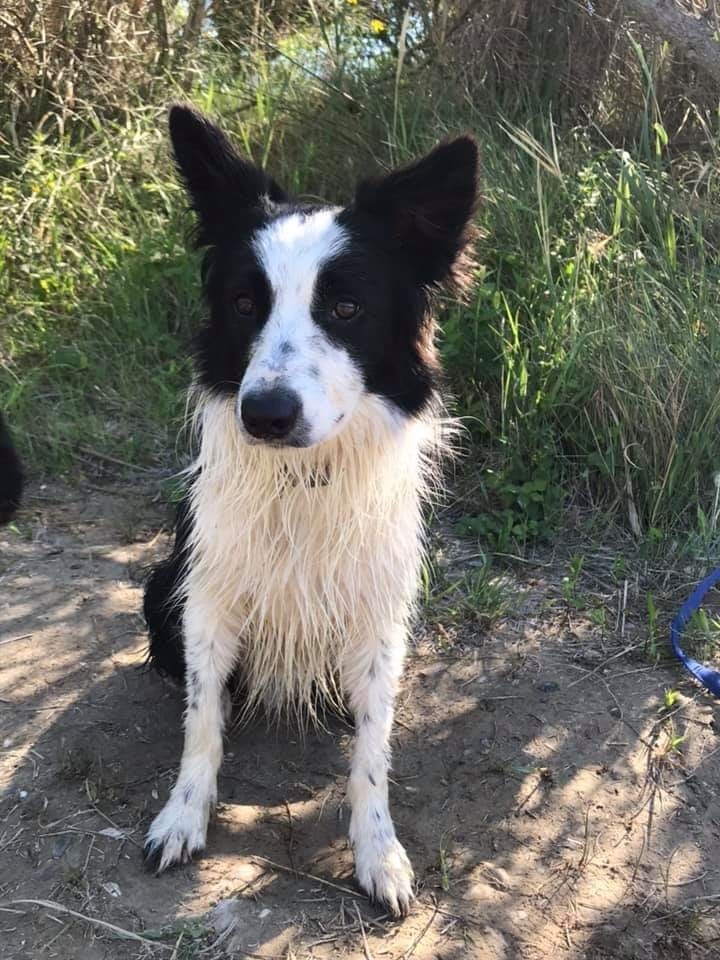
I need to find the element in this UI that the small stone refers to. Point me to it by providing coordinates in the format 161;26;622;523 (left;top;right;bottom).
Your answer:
52;835;73;859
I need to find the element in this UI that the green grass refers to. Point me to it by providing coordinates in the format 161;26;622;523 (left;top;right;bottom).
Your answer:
2;43;720;546
425;563;513;630
445;117;720;542
0;107;200;468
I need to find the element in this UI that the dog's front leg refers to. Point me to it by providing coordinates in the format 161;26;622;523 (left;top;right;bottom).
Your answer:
144;593;236;872
343;625;415;917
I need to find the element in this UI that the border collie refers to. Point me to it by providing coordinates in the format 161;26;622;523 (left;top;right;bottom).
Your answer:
0;413;23;524
143;105;478;916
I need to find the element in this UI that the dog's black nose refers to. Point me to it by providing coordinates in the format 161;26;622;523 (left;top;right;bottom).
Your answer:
241;388;301;441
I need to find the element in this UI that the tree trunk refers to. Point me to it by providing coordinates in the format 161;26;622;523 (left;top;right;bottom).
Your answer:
176;0;206;64
623;0;720;85
153;0;170;70
182;0;207;48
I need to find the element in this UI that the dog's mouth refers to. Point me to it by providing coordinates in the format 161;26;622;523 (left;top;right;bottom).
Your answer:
240;423;313;450
244;436;306;449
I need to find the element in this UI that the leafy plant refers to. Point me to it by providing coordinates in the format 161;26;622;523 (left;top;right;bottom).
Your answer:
663;688;679;710
455;459;563;550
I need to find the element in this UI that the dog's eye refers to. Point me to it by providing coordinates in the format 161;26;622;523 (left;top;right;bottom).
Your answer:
332;299;360;321
234;295;254;316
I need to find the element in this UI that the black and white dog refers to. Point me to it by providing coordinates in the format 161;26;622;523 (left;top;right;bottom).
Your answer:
144;105;478;916
0;413;23;525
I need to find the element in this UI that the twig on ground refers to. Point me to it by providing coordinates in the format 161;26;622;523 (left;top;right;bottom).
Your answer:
566;641;643;689
7;899;172;950
0;634;32;646
621;579;628;636
251;856;364;899
78;446;153;473
82;835;95;875
354;901;374;960
418;901;489;930
649;893;720;922
199;919;238;955
90;804;141;848
401;899;439;958
284;799;296;874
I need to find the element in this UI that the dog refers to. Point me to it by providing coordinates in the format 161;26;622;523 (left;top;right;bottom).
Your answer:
143;104;478;916
0;412;23;525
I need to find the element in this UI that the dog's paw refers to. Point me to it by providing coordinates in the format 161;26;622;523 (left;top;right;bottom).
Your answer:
144;790;210;874
355;836;415;918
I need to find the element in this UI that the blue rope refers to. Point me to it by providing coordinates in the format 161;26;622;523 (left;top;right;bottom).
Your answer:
670;567;720;699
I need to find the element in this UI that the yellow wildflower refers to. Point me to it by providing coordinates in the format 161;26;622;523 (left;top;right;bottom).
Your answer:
370;18;386;34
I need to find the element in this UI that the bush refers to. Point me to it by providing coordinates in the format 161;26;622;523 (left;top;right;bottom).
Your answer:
1;4;720;544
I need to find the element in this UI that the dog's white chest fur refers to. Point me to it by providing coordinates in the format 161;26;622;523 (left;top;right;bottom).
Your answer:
184;393;438;718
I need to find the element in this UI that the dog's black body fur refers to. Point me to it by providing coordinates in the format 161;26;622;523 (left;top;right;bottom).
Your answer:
0;413;23;525
144;493;192;680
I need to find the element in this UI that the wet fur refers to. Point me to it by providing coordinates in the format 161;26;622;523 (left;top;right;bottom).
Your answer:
142;104;478;917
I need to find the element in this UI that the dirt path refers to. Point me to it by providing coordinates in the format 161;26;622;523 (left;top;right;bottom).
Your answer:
1;481;719;959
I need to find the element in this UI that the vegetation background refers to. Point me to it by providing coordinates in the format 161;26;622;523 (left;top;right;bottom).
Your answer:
2;0;720;553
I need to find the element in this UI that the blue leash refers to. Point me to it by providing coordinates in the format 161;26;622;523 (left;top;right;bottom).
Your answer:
670;567;720;698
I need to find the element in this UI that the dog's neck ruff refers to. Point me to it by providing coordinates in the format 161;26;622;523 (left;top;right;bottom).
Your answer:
184;392;446;724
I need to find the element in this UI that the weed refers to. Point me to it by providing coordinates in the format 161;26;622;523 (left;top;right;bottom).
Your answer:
666;726;687;755
454;462;563;551
588;606;608;629
62;866;85;890
438;834;452;893
646;592;660;664
656;697;687;761
419;557;437;610
561;555;585;609
58;747;115;803
139;917;212;958
685;607;720;662
161;476;189;505
427;563;512;630
58;747;95;783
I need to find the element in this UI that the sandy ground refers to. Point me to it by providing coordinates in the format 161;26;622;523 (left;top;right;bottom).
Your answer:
1;480;719;959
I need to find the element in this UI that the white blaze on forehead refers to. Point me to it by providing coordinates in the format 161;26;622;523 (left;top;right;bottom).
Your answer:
252;208;347;305
241;208;364;446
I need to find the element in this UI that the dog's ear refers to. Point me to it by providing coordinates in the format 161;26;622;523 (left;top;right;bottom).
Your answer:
353;136;478;287
168;104;287;242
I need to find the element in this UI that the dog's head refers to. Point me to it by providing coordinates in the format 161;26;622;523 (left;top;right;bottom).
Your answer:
169;105;478;448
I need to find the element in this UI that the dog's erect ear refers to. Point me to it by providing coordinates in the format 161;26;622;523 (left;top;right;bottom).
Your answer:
168;104;287;241
352;136;478;287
